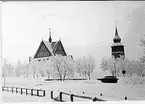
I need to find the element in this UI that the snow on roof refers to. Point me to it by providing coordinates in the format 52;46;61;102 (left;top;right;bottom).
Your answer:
51;41;57;49
111;43;124;47
43;40;54;55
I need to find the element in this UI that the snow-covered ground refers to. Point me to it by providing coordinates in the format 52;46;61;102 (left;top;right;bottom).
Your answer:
2;77;145;102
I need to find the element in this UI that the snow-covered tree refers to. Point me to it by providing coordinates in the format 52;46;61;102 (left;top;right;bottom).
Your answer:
75;58;84;77
100;58;117;76
140;37;145;62
100;58;137;77
48;55;75;80
75;56;96;80
133;60;145;77
14;59;22;77
20;62;32;78
85;56;96;80
2;58;14;77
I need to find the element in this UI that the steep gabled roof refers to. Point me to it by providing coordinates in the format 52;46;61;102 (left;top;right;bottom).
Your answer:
43;40;54;55
53;40;67;55
34;40;53;58
51;41;57;49
34;39;67;59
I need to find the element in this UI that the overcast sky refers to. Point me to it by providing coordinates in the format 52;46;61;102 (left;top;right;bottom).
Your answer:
2;1;145;70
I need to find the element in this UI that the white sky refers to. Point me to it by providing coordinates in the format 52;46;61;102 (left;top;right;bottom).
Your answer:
2;1;145;70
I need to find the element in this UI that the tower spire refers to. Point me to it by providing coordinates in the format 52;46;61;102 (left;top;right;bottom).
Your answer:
113;21;121;43
49;28;52;43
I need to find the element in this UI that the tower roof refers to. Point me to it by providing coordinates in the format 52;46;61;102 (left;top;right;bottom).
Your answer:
113;24;121;43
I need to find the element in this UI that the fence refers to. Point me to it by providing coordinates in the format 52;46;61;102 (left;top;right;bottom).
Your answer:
2;86;45;97
50;91;105;102
2;86;130;102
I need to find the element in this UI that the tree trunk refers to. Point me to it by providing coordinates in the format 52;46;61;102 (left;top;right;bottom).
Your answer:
63;70;67;81
88;73;90;80
33;71;35;79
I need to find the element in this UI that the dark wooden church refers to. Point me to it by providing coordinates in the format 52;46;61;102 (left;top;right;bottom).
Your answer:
111;24;125;59
29;28;72;62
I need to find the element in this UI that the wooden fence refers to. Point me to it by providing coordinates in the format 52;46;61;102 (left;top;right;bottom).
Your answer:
2;86;129;101
51;91;105;102
2;86;45;97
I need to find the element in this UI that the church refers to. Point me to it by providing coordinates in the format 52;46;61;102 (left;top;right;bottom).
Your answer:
29;28;72;62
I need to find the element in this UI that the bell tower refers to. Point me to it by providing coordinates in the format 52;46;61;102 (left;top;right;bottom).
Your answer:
111;22;125;59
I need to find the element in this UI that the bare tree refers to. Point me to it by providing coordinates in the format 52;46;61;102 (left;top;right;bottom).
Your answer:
75;56;96;80
134;60;145;77
100;58;136;77
49;55;75;81
100;58;117;76
140;38;145;62
2;58;14;77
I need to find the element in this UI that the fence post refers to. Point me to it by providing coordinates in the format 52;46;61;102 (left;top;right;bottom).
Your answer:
70;94;73;102
37;90;39;96
31;89;33;96
26;89;27;95
16;88;17;93
21;88;23;95
43;90;45;97
92;97;97;101
51;91;53;99
125;96;127;100
2;86;4;91
12;87;13;93
60;92;62;101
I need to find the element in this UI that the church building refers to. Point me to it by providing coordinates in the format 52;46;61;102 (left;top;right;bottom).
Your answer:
111;24;125;59
29;28;72;62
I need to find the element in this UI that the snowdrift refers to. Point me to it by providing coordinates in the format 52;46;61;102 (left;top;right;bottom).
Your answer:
118;76;145;85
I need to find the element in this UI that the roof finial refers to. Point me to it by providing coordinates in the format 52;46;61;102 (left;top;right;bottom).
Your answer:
115;21;118;36
113;21;121;43
49;28;52;43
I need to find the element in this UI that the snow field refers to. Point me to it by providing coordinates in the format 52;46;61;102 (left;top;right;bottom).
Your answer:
2;77;145;102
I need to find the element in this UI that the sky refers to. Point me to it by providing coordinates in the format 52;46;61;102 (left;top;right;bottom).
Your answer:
2;1;145;70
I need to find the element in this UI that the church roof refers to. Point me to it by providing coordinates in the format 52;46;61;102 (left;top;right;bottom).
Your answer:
51;41;57;49
43;40;53;55
42;40;67;56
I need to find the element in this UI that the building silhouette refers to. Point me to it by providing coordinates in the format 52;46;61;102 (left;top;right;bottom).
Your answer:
111;24;125;59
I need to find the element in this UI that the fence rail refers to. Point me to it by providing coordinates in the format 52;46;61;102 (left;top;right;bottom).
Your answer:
2;86;45;97
51;91;105;102
3;86;129;102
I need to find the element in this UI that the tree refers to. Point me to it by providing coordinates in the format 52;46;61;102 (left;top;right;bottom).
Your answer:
100;57;136;77
49;55;75;81
134;60;145;77
140;38;145;62
75;56;96;80
100;58;117;76
2;58;14;77
14;59;22;77
84;56;96;80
